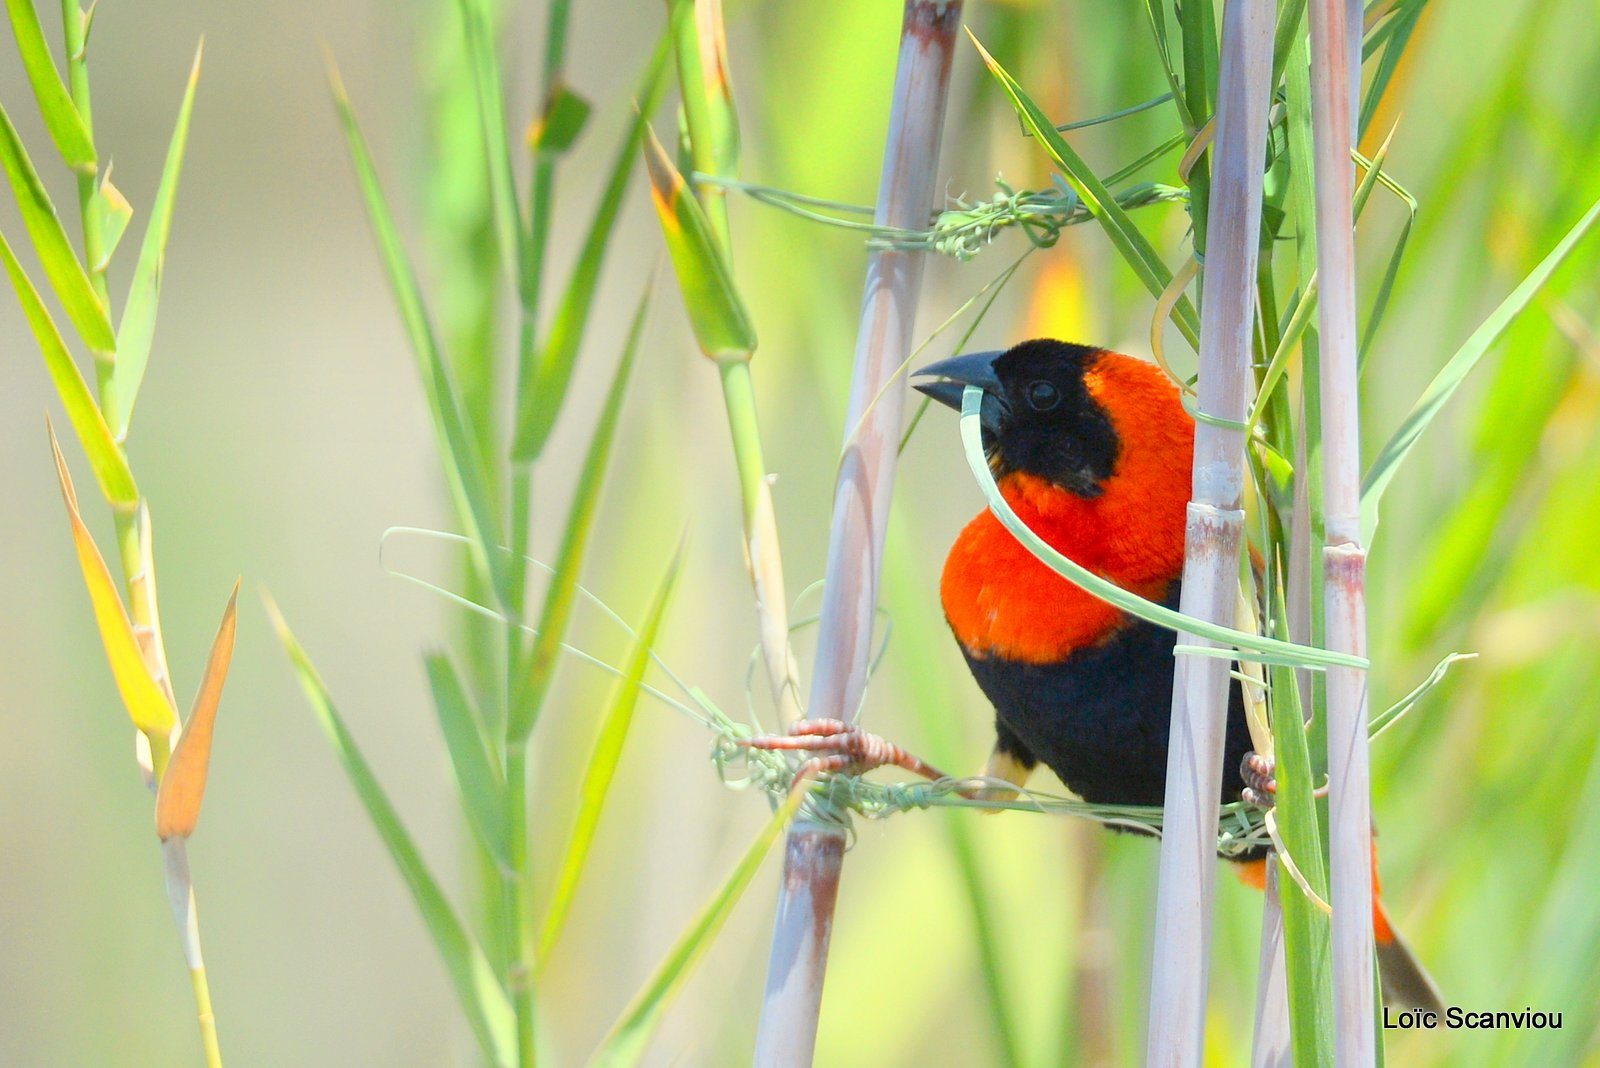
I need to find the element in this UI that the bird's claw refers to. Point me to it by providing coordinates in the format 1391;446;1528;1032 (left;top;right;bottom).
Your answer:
1240;751;1277;809
1240;751;1329;809
740;718;951;785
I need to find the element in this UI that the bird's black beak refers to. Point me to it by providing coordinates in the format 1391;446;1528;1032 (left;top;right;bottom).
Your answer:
913;350;1007;433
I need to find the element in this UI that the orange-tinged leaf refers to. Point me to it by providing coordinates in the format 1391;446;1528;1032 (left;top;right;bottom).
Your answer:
156;580;239;839
48;421;176;735
641;125;755;361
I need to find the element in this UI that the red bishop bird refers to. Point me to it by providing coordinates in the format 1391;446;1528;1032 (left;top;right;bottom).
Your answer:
906;338;1442;1012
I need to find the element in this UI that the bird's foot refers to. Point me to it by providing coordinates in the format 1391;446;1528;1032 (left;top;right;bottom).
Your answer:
1240;751;1329;809
1240;751;1278;809
740;718;953;787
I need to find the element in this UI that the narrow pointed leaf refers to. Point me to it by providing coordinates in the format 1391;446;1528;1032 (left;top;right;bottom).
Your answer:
156;580;239;840
589;786;802;1068
539;542;682;964
1360;193;1600;543
4;0;97;171
329;62;511;606
527;82;591;154
511;38;671;460
0;103;115;354
510;284;653;741
266;597;516;1068
453;0;523;290
112;41;202;437
87;171;132;271
424;652;509;869
640;124;754;362
48;423;174;734
3;229;136;506
969;33;1201;349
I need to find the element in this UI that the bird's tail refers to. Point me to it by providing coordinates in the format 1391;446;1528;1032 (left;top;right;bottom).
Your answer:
1375;898;1445;1012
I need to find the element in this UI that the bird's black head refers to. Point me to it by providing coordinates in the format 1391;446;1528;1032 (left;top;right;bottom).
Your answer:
913;338;1120;498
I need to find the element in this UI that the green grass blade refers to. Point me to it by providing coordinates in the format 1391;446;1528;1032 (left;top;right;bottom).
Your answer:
1267;587;1333;1065
969;32;1201;349
423;652;509;871
86;172;132;271
957;388;1365;669
0;101;115;355
111;42;202;438
3;0;96;171
509;283;654;742
588;788;802;1068
511;38;671;461
538;541;682;965
265;598;516;1068
1;227;136;507
328;63;511;607
453;0;524;292
638;124;755;361
1360;194;1600;544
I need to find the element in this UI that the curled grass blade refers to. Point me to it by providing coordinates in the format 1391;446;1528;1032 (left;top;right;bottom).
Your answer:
510;283;654;741
328;61;510;606
156;580;239;840
1360;194;1600;543
48;422;174;734
639;124;755;362
2;229;136;506
265;596;516;1068
112;41;202;438
539;541;682;965
0;101;115;355
969;32;1201;349
4;0;96;171
957;388;1365;669
512;38;671;460
424;652;509;870
587;786;803;1068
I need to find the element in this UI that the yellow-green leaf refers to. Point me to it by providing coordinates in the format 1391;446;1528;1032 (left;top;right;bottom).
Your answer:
156;580;239;840
112;41;202;438
4;0;97;171
539;541;682;965
2;228;137;508
87;171;133;272
0;102;115;354
48;423;175;735
642;124;754;362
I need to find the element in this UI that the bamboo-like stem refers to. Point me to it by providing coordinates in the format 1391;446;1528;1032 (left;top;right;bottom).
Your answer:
1306;0;1377;1062
1145;2;1273;1064
506;743;536;1066
750;4;961;1064
164;839;223;1068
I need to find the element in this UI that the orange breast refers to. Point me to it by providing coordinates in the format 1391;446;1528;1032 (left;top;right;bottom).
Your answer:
940;353;1194;664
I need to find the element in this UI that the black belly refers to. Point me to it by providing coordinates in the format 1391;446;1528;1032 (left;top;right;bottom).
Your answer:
960;582;1255;809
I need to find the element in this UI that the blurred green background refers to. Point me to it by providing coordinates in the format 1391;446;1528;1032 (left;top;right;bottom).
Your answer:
5;0;1600;1064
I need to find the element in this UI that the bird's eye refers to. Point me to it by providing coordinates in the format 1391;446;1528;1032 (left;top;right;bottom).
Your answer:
1026;380;1060;411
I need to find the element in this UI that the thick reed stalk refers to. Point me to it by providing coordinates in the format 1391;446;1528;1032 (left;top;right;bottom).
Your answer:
1306;1;1377;1062
1145;2;1273;1064
750;3;961;1064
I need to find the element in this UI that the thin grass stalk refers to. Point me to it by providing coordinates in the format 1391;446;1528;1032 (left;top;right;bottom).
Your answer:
1306;1;1376;1062
750;3;962;1064
55;6;222;1060
1145;2;1272;1064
